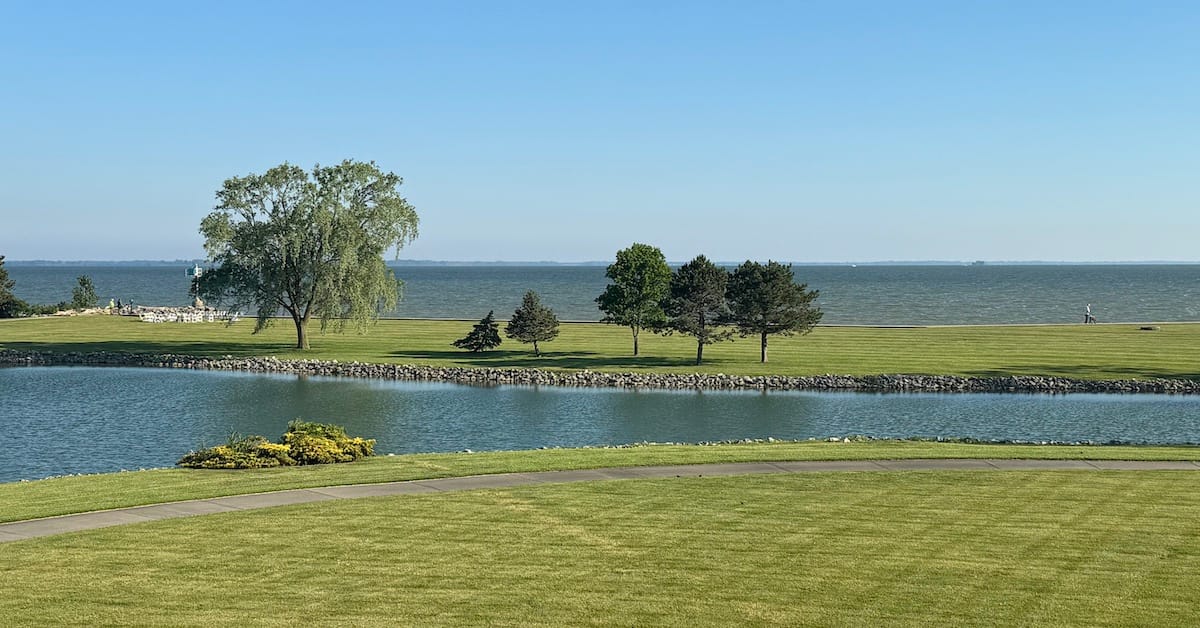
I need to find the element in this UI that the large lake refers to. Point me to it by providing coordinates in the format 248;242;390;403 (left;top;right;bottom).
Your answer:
4;366;1199;483
9;263;1200;325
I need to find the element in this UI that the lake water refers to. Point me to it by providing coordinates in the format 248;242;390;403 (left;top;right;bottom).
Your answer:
3;366;1199;483
8;263;1200;325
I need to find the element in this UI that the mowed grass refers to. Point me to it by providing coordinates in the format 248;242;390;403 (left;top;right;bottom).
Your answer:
5;441;1200;524
3;471;1200;626
2;315;1198;379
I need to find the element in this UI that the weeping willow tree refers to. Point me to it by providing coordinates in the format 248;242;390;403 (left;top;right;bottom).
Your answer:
194;160;419;349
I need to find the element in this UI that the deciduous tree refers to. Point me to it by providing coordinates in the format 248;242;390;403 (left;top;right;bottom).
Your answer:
596;243;671;356
193;160;418;349
453;310;503;352
506;291;559;356
663;255;732;365
727;260;822;362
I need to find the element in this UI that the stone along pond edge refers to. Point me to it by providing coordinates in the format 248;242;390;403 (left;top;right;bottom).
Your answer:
3;349;1198;394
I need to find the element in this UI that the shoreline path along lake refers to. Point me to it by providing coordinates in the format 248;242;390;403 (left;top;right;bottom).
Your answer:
4;365;1200;483
9;263;1200;325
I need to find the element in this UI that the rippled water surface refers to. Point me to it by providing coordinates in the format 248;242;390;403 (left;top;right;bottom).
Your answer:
3;366;1200;482
9;263;1200;324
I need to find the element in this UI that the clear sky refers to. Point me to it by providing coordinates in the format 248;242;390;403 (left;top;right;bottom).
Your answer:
2;1;1198;262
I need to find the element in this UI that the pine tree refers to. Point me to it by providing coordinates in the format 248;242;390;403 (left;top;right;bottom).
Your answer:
453;311;503;352
663;255;732;365
727;260;822;362
506;291;560;356
0;256;22;318
71;275;98;310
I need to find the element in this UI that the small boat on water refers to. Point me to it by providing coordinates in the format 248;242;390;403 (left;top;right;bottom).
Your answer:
186;264;204;277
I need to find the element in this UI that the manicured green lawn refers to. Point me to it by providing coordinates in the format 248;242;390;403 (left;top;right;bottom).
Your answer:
3;315;1198;379
3;470;1199;626
5;317;1199;624
4;441;1200;523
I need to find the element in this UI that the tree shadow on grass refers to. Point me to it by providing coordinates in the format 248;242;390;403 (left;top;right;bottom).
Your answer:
388;349;695;370
0;339;699;370
0;339;294;358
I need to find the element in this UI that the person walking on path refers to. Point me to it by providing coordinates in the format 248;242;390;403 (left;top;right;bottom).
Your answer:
1084;304;1097;324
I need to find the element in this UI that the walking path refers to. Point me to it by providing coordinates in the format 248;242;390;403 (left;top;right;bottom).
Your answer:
3;458;1199;543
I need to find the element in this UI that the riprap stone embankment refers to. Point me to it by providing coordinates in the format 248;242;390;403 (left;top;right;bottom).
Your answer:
3;349;1198;394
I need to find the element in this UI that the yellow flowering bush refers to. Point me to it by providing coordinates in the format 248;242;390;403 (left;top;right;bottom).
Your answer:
178;422;374;469
283;421;376;465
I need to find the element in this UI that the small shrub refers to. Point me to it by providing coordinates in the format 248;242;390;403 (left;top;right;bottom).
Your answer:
178;421;374;469
342;437;375;459
286;420;349;440
283;421;376;465
178;445;283;469
255;442;297;466
21;301;69;316
283;433;344;465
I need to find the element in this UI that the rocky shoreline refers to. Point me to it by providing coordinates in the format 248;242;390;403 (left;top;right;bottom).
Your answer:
2;349;1198;394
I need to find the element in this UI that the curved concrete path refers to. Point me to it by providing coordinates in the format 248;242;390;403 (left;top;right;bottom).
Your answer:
3;458;1199;543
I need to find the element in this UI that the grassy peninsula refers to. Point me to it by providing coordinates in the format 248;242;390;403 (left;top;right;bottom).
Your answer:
2;315;1198;379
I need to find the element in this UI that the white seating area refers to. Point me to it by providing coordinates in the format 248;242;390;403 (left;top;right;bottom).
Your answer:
136;307;240;323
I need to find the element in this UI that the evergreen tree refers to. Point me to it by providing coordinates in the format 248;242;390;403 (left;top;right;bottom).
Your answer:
596;243;671;356
663;255;732;365
71;275;98;310
453;310;503;352
0;256;22;318
727;260;823;362
506;291;560;356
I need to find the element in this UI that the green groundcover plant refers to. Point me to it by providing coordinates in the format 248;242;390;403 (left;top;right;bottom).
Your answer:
178;421;375;469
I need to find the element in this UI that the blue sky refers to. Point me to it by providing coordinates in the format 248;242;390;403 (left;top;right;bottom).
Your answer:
2;1;1198;262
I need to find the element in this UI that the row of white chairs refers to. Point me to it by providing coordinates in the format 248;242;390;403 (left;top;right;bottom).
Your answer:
138;310;240;323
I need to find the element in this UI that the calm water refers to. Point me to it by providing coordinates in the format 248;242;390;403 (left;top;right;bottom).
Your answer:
3;366;1199;482
8;263;1200;325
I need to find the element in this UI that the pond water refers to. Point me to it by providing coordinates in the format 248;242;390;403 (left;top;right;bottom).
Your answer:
3;366;1200;482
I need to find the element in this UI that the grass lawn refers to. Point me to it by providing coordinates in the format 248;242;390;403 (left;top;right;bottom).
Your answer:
4;441;1200;523
2;315;1199;379
3;470;1199;626
5;318;1199;624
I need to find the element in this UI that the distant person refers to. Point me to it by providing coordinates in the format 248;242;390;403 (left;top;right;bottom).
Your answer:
1084;304;1097;324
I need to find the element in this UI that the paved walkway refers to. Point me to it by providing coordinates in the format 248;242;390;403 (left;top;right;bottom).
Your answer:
3;458;1199;543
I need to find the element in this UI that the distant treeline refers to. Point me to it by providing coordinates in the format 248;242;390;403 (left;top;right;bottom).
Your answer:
0;257;100;317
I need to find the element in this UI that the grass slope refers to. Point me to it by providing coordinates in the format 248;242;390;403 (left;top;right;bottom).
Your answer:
4;441;1200;523
2;315;1198;379
3;471;1199;625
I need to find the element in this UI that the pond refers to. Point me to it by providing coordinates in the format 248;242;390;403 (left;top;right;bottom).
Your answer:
3;366;1200;482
